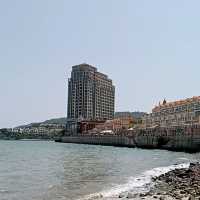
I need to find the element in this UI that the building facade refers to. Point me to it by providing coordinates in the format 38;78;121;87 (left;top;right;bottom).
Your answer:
67;63;115;121
94;116;134;132
142;97;200;128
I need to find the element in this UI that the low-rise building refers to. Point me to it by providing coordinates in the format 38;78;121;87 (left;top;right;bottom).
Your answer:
12;123;65;137
79;120;106;134
90;116;134;133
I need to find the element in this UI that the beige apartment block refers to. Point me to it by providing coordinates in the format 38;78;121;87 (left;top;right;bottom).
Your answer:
143;97;200;127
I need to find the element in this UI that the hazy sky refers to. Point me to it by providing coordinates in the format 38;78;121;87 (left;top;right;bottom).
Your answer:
1;0;200;128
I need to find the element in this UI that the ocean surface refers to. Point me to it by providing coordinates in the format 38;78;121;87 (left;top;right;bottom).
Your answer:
0;140;200;200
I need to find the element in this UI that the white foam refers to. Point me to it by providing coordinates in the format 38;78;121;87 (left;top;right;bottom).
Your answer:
0;189;9;193
79;163;189;200
178;157;190;161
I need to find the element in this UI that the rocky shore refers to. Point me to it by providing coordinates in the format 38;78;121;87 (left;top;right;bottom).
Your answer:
117;162;200;200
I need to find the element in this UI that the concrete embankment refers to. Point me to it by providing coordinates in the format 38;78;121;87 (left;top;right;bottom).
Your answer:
134;134;200;152
57;134;200;152
134;125;200;152
57;125;200;152
59;135;135;147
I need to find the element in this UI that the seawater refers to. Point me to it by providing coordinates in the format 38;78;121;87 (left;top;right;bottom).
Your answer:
0;140;199;200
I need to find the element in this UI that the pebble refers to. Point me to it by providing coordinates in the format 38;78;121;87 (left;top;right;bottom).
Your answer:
129;163;200;200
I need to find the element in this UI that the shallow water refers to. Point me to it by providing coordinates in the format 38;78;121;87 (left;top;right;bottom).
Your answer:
0;140;199;200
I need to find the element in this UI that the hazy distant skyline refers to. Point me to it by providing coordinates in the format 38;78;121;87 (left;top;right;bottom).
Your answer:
1;0;200;128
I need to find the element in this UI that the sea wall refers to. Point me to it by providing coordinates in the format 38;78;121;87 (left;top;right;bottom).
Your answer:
60;135;135;147
57;125;200;152
134;133;200;152
134;126;200;152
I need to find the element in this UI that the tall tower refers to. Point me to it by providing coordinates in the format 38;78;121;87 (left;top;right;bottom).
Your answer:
67;63;115;121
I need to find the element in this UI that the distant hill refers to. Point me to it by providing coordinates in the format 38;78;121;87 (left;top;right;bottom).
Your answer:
15;123;41;129
15;118;67;129
15;112;146;129
42;118;67;125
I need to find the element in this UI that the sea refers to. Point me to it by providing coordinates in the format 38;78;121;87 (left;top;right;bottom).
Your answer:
0;140;199;200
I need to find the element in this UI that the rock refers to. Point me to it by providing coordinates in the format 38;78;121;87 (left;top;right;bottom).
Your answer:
180;190;186;194
91;193;103;199
126;192;137;199
188;195;195;200
118;192;126;198
189;162;199;168
141;163;200;200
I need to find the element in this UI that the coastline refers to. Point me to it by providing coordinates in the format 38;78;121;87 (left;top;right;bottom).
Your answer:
147;162;200;200
81;163;200;200
118;162;200;200
57;132;200;153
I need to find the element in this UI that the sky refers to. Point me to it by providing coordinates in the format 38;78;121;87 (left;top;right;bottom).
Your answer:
1;0;200;128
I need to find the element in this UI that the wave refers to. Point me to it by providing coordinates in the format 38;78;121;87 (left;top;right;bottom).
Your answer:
178;157;190;161
79;163;190;200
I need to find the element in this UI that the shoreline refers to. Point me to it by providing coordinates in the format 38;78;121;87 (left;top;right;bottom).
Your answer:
150;162;200;200
80;163;192;200
57;135;200;153
116;162;200;200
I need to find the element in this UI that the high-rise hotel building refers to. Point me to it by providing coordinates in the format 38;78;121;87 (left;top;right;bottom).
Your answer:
67;64;115;121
